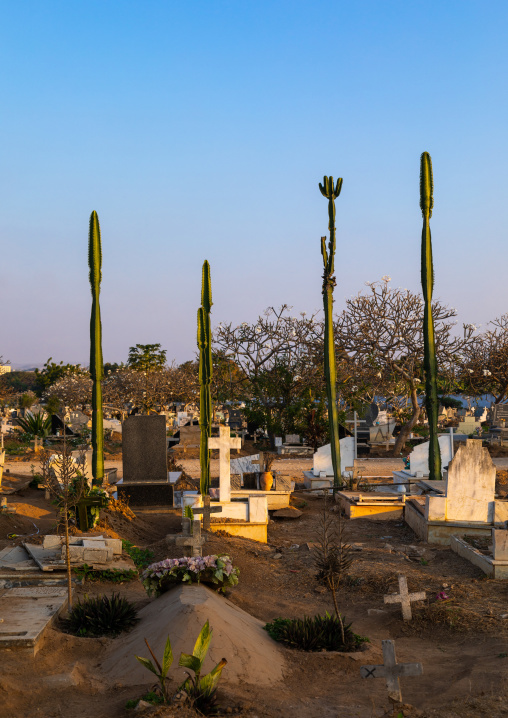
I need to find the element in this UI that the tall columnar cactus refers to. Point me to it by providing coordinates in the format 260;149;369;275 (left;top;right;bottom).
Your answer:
88;211;104;484
420;152;441;481
197;260;213;495
319;176;343;489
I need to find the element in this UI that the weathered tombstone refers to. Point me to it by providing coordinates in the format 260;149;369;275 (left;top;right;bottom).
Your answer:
166;517;205;557
179;425;201;447
312;437;354;477
409;435;452;475
361;639;423;703
364;402;379;427
208;426;242;502
117;415;172;507
383;575;426;621
285;434;300;445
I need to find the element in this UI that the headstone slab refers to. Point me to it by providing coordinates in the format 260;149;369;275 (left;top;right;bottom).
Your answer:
285;434;300;445
117;482;173;507
409;435;452;475
445;440;496;523
122;415;168;483
312;437;354;477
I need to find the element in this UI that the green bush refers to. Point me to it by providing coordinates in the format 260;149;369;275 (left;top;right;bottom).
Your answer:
122;540;154;569
65;593;139;637
265;613;368;652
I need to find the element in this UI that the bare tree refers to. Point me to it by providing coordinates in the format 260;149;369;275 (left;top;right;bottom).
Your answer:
335;279;475;454
214;306;325;443
40;434;86;607
458;314;508;405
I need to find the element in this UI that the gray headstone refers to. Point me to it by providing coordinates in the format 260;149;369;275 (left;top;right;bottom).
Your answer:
364;402;379;427
122;415;167;482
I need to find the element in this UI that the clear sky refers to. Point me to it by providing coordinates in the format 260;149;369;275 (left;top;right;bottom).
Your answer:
1;1;507;368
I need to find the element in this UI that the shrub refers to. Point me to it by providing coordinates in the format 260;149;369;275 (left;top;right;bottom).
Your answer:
122;540;154;569
265;613;368;652
65;593;139;637
142;555;239;596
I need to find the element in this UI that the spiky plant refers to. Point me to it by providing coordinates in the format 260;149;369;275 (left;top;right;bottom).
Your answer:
420;153;441;481
88;211;104;484
197;260;213;495
319;176;343;489
66;593;138;636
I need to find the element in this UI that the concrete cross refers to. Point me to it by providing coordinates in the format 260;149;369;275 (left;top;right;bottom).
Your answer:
193;495;223;530
384;575;426;621
167;518;205;557
208;425;242;502
361;639;423;703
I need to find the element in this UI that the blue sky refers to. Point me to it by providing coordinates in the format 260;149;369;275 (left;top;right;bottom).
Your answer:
1;1;507;367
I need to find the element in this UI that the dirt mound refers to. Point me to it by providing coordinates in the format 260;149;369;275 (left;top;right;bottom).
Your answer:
0;513;40;543
101;584;288;687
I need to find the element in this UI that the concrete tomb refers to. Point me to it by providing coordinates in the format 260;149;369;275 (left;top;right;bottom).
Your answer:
303;437;354;490
405;440;508;545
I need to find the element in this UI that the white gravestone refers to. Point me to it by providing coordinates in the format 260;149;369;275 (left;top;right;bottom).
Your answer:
208;426;242;502
312;437;354;478
230;454;260;479
409;435;452;476
426;440;496;523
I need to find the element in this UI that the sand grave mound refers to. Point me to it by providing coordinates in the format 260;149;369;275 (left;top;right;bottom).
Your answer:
101;584;287;687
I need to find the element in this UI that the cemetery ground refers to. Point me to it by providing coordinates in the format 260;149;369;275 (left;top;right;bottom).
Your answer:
2;457;508;716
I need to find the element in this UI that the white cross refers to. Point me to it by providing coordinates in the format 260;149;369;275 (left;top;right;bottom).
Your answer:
384;574;426;621
361;639;423;703
208;425;242;502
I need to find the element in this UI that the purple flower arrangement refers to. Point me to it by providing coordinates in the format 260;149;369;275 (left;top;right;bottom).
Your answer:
142;554;239;596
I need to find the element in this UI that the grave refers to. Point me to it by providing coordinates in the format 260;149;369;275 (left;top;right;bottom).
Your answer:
166;517;205;556
405;440;508;545
383;575;426;621
457;415;481;435
392;434;454;493
450;528;508;578
206;426;269;542
23;535;135;572
101;583;286;687
277;434;313;456
116;415;173;508
303;437;355;491
229;452;292;509
336;490;406;520
0;585;69;656
361;639;423;703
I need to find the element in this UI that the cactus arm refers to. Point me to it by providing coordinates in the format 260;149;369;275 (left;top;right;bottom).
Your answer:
198;261;213;495
88;211;104;484
420;153;441;481
319;176;343;489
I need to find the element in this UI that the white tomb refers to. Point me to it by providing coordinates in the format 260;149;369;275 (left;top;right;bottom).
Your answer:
409;435;453;475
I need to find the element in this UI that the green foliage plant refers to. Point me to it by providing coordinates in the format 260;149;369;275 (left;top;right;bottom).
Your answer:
197;260;213;495
127;344;167;372
420;153;441;481
66;593;139;636
319;176;343;489
17;411;52;438
73;563;138;583
264;613;367;652
122;540;154;569
178;620;227;712
135;636;174;703
88;211;104;484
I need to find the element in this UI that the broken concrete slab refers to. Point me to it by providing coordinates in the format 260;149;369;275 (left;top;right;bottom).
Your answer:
0;545;38;571
24;542;136;573
0;585;68;655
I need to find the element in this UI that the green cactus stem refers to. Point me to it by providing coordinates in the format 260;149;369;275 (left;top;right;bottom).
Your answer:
319;176;343;489
197;260;213;495
88;211;104;484
420;152;441;481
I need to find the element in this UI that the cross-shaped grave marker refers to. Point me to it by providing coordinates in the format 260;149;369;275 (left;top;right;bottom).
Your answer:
208;425;242;502
361;639;423;703
166;517;205;557
384;574;426;621
193;495;223;530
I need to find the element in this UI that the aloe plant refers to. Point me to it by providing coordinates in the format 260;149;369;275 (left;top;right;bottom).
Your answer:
17;411;52;438
420;153;441;480
197;260;213;495
319;176;343;489
88;211;104;484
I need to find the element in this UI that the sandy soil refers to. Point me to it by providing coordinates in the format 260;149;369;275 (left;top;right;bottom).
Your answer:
2;457;508;717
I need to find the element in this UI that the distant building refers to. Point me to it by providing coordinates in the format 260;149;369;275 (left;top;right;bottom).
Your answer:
0;365;11;374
